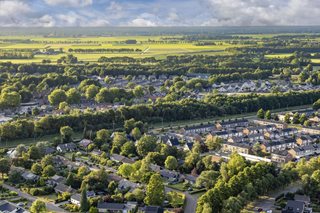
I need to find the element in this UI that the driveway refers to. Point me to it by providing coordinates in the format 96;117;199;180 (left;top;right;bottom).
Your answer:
251;182;302;212
2;183;68;213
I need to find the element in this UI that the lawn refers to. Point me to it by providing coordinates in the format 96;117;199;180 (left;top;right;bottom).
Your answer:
0;131;83;148
166;183;186;191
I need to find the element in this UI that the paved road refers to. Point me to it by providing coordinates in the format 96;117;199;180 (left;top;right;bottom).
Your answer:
251;182;302;212
165;186;197;213
2;183;68;213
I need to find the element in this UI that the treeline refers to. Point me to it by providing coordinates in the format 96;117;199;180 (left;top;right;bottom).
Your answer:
1;90;320;140
68;48;142;53
196;159;296;212
209;70;272;83
0;52;33;59
237;46;320;54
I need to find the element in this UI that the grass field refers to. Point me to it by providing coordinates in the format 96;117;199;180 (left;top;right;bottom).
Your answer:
265;53;293;58
0;35;244;63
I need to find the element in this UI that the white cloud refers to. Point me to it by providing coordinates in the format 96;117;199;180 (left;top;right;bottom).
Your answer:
200;0;320;26
129;18;157;27
0;0;32;17
44;0;93;7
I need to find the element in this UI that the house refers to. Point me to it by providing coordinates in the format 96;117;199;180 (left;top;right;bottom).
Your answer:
44;147;56;155
183;174;198;184
118;179;138;192
47;175;66;186
271;151;293;164
261;139;296;153
282;200;312;213
159;169;180;183
166;137;180;147
227;136;245;143
281;128;298;137
97;202;137;213
183;124;215;134
142;206;164;213
222;142;251;154
246;133;264;142
294;195;311;206
264;130;281;140
296;135;313;146
54;183;74;194
183;142;194;151
110;154;134;164
0;200;28;213
78;139;93;149
252;119;288;129
71;194;81;206
21;171;39;182
243;125;275;135
56;143;77;153
288;144;320;159
215;119;249;130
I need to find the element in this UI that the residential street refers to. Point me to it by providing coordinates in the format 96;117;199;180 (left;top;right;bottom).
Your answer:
2;183;68;213
250;182;302;212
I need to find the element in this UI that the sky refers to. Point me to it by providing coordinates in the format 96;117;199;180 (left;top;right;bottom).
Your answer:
0;0;319;27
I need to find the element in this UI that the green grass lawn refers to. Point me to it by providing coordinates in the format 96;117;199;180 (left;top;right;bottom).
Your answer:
0;131;83;148
166;183;186;191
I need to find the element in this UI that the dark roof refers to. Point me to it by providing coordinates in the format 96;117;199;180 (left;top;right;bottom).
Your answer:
71;194;81;202
0;201;26;213
168;137;179;146
283;200;305;213
143;206;164;213
54;183;73;193
160;169;179;179
97;202;125;210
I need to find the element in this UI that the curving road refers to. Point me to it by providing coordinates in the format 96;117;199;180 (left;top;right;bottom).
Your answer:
2;183;68;213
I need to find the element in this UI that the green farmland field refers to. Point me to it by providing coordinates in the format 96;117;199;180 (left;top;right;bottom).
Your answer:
0;35;243;63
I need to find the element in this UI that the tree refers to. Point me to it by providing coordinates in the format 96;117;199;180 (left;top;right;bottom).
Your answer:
48;89;67;106
313;99;320;110
165;156;178;170
120;142;136;157
41;155;53;168
89;207;98;213
30;199;46;213
292;112;300;124
265;110;271;120
60;126;73;143
124;118;136;133
144;173;165;206
118;163;134;178
0;91;21;108
31;163;42;175
133;85;144;98
131;127;141;140
196;170;220;189
85;85;99;100
284;113;291;124
80;185;90;212
136;135;158;157
257;108;265;119
42;165;55;177
205;135;223;151
0;158;10;179
299;113;307;125
28;146;41;160
66;88;81;104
